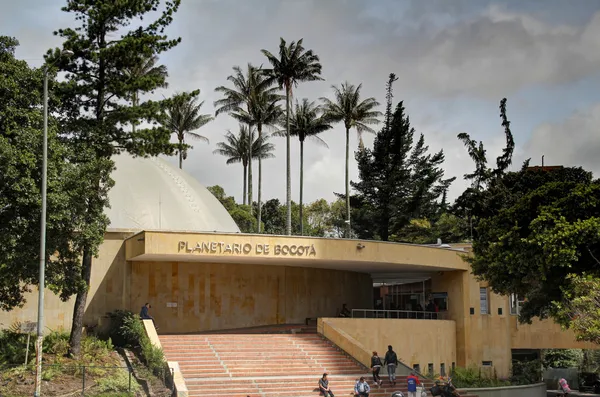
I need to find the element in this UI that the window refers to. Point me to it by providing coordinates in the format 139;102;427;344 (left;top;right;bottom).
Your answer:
480;287;489;315
482;361;493;367
428;363;434;376
413;364;420;373
440;363;446;376
509;294;525;315
431;292;449;311
452;362;456;373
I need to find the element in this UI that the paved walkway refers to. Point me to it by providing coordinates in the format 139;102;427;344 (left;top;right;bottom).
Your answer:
548;390;599;396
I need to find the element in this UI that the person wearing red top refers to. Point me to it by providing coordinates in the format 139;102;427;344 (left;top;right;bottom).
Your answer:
406;372;421;397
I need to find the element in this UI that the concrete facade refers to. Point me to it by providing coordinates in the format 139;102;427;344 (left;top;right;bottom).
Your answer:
0;229;595;380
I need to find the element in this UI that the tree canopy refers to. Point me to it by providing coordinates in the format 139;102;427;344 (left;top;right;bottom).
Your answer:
351;73;454;241
0;36;86;310
460;128;600;338
51;0;182;354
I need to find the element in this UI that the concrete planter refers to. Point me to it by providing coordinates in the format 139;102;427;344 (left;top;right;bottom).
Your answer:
459;382;546;397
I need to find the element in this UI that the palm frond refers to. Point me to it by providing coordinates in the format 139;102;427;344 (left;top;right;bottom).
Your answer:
162;91;213;149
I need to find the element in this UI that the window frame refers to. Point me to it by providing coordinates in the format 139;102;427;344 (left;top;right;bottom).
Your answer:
480;287;490;315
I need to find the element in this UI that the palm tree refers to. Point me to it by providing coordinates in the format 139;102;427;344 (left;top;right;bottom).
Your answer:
261;38;323;236
275;99;331;235
233;90;283;232
124;55;168;133
213;124;276;204
320;82;382;238
214;64;281;221
163;91;214;169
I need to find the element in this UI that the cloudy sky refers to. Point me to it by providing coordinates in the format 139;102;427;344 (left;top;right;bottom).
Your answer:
3;0;600;205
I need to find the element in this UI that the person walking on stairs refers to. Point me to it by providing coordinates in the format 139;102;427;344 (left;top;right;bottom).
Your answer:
371;351;383;386
354;377;370;397
319;373;334;397
384;345;399;386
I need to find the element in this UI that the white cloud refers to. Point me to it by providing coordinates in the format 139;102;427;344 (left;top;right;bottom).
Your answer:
3;0;600;206
523;103;600;176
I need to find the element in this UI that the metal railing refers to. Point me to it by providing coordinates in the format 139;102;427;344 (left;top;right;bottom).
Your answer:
351;309;447;320
0;363;173;396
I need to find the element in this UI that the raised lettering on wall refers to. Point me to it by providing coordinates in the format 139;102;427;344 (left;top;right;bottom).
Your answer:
178;241;317;257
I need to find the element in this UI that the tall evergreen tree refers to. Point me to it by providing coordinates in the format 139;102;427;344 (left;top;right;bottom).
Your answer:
51;0;181;355
352;74;454;241
453;97;516;239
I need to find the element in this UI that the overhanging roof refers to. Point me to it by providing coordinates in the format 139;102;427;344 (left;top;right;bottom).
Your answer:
124;230;470;276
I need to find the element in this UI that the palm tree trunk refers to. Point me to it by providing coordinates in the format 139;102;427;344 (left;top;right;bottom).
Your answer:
345;127;351;238
299;139;304;236
178;136;183;169
243;163;247;206
248;128;253;217
285;83;292;236
132;91;138;134
257;123;263;233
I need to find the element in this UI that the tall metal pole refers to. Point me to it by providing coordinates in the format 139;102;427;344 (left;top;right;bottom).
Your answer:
34;67;49;397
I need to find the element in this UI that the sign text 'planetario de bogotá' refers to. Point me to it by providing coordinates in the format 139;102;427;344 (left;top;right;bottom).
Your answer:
178;241;317;257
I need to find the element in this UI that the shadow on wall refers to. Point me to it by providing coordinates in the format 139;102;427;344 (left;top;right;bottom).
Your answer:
126;261;373;334
84;233;132;331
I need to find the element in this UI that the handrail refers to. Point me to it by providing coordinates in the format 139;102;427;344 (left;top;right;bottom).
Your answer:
351;309;447;320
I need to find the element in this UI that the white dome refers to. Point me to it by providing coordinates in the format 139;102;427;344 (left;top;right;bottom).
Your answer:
106;154;241;233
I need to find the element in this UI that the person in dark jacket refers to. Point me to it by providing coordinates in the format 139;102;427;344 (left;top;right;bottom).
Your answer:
383;345;399;385
319;373;334;397
140;303;158;330
371;351;383;386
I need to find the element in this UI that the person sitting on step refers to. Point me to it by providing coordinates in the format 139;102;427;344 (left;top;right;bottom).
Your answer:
339;303;351;317
319;373;334;397
140;302;158;330
354;377;370;397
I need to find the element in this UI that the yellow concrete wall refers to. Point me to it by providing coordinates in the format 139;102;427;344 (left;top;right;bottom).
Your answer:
130;261;372;333
322;317;456;375
431;268;597;378
431;270;469;367
318;318;373;368
0;231;131;331
511;317;598;350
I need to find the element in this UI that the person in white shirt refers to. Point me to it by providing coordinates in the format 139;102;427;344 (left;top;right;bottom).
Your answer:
354;377;371;397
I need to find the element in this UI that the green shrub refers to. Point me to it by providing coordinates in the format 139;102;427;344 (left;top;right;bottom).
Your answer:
103;310;138;348
96;368;139;393
139;338;166;376
106;310;168;378
0;328;32;366
511;359;542;385
451;366;510;388
42;365;62;381
120;315;146;348
43;330;70;357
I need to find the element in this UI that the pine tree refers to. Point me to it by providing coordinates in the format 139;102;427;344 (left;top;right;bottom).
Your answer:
51;0;181;355
352;74;454;241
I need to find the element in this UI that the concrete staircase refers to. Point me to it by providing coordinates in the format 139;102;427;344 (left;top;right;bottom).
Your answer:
159;325;477;397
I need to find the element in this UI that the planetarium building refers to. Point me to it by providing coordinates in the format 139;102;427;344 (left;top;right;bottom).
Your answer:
0;154;592;378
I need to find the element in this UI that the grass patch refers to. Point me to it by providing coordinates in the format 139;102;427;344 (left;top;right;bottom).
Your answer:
0;325;137;396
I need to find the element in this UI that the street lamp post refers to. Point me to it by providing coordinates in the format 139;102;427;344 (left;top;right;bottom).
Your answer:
34;49;73;397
